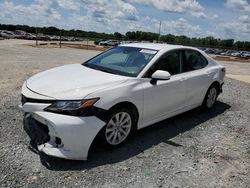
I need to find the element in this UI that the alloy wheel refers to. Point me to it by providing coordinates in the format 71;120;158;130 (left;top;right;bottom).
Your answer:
105;112;132;145
206;87;217;108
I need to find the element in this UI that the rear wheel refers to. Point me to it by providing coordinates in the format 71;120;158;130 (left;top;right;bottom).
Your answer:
100;108;134;148
202;85;218;109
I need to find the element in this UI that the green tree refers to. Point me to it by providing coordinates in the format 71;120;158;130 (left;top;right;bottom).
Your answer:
114;32;123;40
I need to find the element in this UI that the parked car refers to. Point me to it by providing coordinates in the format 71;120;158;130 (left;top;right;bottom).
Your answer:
15;30;26;35
214;49;224;55
61;36;70;41
241;52;250;59
120;40;138;44
231;52;242;57
48;35;60;41
94;39;106;45
0;30;16;39
23;33;36;40
204;48;214;54
220;50;234;56
99;39;119;46
20;43;225;160
36;33;50;41
14;30;26;39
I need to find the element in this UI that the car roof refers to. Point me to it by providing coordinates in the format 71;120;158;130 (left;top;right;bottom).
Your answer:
119;43;199;51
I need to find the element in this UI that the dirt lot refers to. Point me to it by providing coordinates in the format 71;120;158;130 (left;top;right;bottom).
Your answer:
219;61;250;85
0;40;249;187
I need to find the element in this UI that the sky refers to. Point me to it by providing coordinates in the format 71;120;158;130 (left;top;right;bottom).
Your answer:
0;0;250;41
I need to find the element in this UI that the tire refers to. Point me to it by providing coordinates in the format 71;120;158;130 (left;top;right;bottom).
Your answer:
202;85;218;109
99;108;135;149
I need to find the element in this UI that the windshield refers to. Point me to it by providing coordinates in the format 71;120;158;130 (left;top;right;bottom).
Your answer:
83;46;158;77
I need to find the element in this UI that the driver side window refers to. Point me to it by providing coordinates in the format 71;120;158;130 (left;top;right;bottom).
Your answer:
145;50;181;78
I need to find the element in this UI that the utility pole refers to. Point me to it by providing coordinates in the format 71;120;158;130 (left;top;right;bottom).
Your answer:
59;30;62;48
36;25;38;46
158;21;161;43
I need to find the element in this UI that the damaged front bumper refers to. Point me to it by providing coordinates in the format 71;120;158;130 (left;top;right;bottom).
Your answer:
20;103;106;160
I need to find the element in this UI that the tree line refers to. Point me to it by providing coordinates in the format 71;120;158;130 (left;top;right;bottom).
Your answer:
0;24;249;51
126;31;250;51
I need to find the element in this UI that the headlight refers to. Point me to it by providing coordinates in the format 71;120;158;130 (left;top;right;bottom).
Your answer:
44;98;100;116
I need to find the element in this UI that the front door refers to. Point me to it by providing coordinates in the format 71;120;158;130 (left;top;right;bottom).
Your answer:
142;50;187;126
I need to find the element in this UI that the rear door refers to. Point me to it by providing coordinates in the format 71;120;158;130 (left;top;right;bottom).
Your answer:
182;49;211;107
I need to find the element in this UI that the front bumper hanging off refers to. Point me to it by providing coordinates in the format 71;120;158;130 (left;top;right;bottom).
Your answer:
23;114;50;147
21;103;106;160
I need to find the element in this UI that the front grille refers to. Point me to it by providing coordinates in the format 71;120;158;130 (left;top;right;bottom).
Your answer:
21;95;54;105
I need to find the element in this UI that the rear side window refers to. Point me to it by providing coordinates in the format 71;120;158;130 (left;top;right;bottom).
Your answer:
183;50;208;72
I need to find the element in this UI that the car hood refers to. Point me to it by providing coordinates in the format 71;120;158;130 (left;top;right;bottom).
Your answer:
26;64;129;100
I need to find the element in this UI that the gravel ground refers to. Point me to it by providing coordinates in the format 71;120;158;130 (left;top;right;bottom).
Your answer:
0;40;249;188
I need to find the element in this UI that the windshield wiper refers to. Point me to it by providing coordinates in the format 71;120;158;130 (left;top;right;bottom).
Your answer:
84;64;115;74
83;63;93;68
84;63;131;76
83;63;100;70
97;68;115;74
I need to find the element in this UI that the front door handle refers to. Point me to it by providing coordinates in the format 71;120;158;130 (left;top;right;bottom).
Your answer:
206;71;212;76
180;77;187;81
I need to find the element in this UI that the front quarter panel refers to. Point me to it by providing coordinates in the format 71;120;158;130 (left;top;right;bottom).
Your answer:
86;79;144;127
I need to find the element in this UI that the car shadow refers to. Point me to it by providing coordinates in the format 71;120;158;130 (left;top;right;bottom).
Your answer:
39;101;231;171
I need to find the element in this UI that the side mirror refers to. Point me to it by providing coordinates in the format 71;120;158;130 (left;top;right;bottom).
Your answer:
151;70;171;80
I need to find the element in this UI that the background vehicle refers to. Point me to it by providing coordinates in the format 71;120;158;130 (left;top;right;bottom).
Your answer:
23;33;36;40
241;52;250;59
231;52;242;57
94;39;106;45
99;39;119;46
20;43;225;160
14;30;26;39
0;30;16;39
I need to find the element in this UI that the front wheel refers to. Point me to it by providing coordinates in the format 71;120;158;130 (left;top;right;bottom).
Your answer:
100;108;134;148
202;85;218;109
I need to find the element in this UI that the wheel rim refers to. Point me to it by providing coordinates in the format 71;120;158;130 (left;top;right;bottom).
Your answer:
206;87;217;108
105;112;132;145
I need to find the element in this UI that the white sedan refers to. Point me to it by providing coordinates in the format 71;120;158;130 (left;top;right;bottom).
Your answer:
20;43;225;160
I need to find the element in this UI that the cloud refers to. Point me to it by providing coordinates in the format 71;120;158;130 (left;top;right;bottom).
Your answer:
92;10;106;18
0;0;214;38
239;15;250;23
0;1;61;27
221;0;250;40
220;15;250;40
161;18;204;37
225;0;250;13
68;12;150;34
211;14;219;19
127;0;206;18
80;0;139;22
68;10;211;38
1;0;248;40
226;0;248;9
0;0;140;31
56;0;80;10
